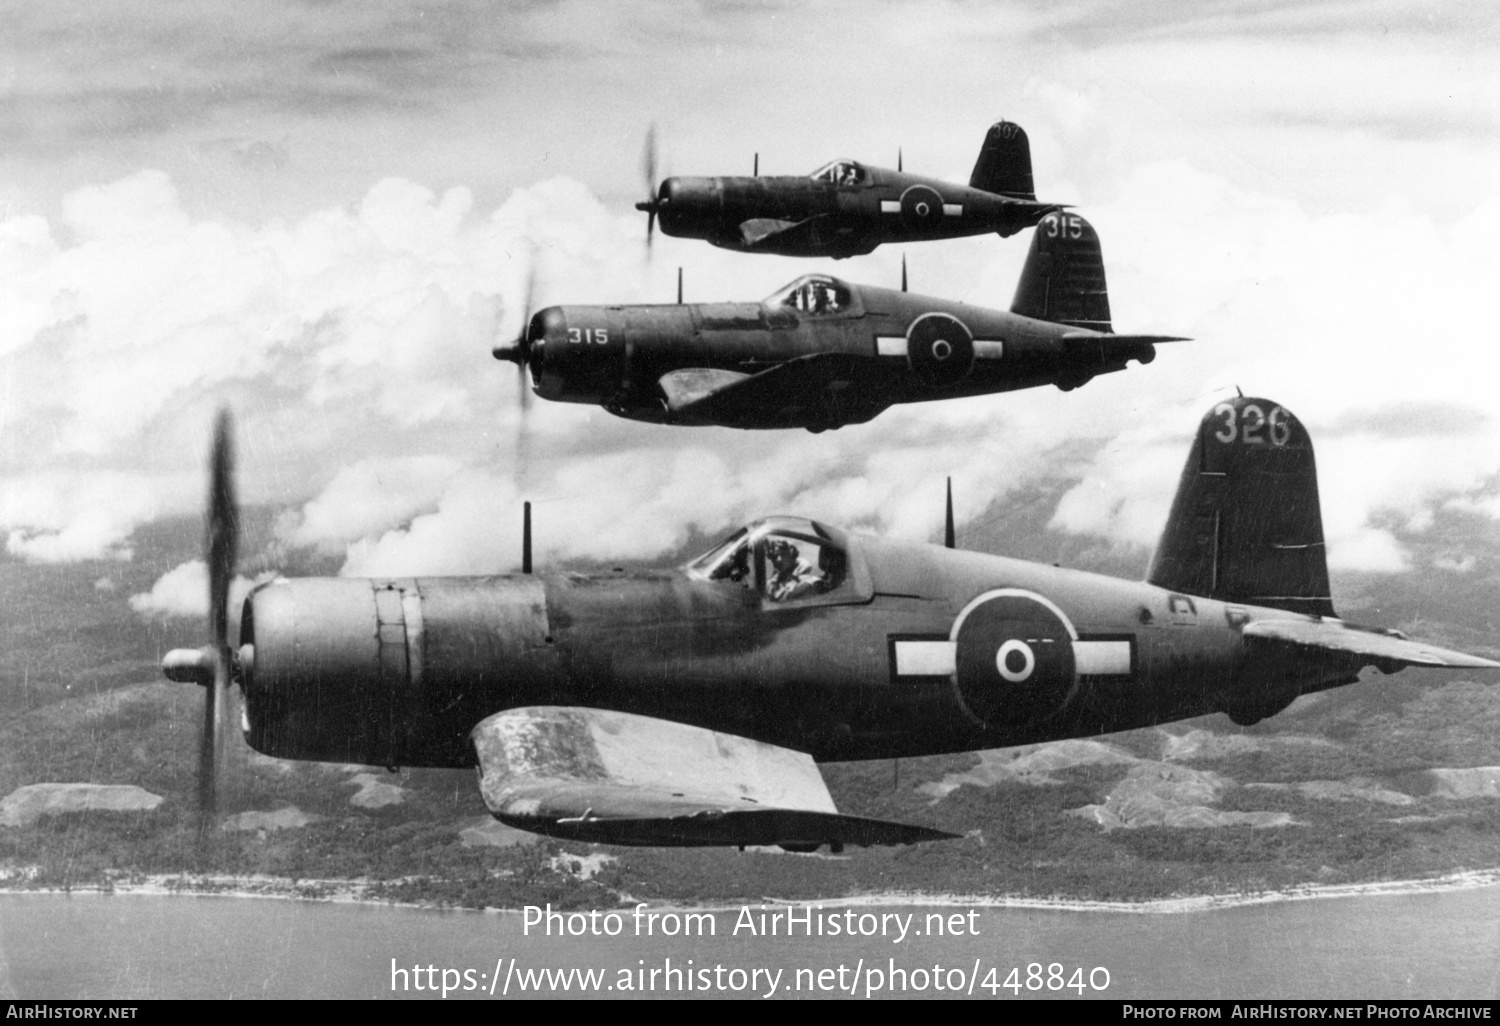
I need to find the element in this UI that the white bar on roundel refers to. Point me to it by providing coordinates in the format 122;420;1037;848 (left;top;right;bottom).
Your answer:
1072;640;1132;675
973;340;1004;360
881;201;901;214
943;204;963;216
894;640;956;677
876;336;907;357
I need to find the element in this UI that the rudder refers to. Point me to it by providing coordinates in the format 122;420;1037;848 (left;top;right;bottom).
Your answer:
1010;211;1111;331
1148;397;1335;617
969;120;1036;200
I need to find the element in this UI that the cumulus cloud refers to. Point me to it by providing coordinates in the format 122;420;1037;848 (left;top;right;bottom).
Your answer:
128;559;276;620
5;147;1500;583
0;471;161;562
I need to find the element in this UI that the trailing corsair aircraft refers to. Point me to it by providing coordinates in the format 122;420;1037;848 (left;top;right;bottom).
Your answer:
494;210;1186;431
163;397;1496;851
635;120;1061;258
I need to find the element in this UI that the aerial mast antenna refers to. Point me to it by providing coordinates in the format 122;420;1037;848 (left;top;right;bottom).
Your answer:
522;501;533;574
945;477;955;549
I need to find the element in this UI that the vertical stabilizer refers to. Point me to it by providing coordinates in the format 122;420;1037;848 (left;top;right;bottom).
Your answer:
1148;398;1335;617
1010;212;1111;331
969;121;1036;200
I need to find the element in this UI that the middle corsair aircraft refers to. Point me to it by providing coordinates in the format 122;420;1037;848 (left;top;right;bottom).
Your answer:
164;397;1496;851
493;211;1185;431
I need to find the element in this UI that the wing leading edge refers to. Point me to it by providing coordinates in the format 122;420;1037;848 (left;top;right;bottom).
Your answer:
471;706;955;849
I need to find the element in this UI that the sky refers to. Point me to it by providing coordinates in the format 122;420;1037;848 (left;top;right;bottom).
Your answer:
1;0;1498;614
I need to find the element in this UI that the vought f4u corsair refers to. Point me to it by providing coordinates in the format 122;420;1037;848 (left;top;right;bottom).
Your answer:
494;211;1186;432
636;120;1059;258
164;397;1496;851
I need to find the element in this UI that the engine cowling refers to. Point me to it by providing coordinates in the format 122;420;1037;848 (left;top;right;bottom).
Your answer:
240;577;560;768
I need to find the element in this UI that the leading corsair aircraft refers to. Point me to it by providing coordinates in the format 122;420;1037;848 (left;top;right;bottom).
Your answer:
636;120;1060;258
164;397;1497;851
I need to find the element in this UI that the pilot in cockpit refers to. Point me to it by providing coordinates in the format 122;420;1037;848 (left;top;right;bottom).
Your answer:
766;539;826;602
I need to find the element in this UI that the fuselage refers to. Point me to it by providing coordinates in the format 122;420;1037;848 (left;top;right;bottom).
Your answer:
653;163;1054;257
238;522;1356;771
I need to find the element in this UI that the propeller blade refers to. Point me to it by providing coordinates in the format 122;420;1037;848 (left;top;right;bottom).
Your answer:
901;254;908;293
199;409;240;828
207;411;237;650
639;124;664;252
642;123;658;198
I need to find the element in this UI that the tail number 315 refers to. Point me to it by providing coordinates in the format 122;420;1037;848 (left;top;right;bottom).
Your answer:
567;328;609;345
1212;403;1290;446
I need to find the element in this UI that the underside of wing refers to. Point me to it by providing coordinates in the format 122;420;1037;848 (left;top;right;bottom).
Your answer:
1244;619;1500;669
664;353;886;429
737;215;827;249
471;707;956;850
658;367;751;412
663;354;882;432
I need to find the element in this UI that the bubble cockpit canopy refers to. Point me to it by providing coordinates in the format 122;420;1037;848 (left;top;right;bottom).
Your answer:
810;160;866;186
764;275;854;316
685;516;863;604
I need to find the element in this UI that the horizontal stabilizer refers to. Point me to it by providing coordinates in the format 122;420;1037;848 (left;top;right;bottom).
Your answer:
472;707;954;848
1061;332;1191;346
659;368;750;412
1244;619;1500;669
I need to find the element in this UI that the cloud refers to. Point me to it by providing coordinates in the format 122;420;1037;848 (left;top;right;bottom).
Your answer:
5;140;1500;584
128;559;276;621
0;471;162;562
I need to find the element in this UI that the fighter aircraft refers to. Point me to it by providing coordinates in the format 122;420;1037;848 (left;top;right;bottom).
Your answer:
635;120;1059;258
164;396;1497;851
493;210;1186;432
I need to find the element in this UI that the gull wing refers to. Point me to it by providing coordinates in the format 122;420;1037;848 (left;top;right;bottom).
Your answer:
737;215;828;249
658;368;751;412
661;353;881;428
1243;619;1500;669
471;706;955;849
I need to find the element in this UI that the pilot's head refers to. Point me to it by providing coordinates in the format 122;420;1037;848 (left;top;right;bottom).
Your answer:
766;539;798;571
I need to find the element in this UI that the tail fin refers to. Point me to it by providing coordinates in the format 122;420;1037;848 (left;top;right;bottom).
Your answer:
1010;212;1111;331
969;121;1036;200
1148;397;1335;617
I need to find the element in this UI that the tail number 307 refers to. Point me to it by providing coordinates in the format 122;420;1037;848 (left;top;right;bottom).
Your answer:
567;328;609;345
1212;403;1290;446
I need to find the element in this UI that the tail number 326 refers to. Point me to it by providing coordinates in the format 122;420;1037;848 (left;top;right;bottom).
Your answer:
1212;403;1290;446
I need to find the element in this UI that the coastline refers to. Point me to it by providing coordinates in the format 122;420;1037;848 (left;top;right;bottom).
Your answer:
2;865;1498;915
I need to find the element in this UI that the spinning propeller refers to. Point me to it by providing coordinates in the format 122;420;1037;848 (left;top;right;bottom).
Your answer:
160;410;243;830
633;123;666;250
491;258;541;486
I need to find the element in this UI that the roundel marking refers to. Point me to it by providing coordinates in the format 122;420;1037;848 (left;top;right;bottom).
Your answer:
899;184;945;227
905;312;974;389
949;588;1079;728
996;639;1035;682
